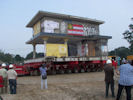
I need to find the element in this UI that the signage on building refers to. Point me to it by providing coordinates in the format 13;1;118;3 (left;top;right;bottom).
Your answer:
33;21;41;35
39;18;99;36
83;25;98;35
46;44;68;57
67;24;84;36
41;20;59;33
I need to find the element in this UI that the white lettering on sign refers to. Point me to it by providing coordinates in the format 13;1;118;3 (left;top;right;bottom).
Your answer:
83;25;98;35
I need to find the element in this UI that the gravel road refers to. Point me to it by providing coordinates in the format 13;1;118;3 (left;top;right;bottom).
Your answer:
1;72;131;100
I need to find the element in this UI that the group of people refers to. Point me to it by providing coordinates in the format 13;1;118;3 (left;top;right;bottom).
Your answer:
0;59;132;100
0;62;48;95
0;63;17;94
104;59;133;100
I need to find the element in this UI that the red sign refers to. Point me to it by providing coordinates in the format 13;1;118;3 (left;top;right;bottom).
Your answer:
68;24;84;36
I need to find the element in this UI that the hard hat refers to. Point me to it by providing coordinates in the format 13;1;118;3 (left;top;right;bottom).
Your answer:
2;63;6;67
9;64;14;68
106;59;112;64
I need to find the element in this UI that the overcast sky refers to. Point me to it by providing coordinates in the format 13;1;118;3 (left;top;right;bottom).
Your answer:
0;0;133;57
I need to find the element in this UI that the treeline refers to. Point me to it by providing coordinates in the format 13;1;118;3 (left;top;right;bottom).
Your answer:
0;50;44;64
109;46;133;59
0;46;132;64
0;50;24;64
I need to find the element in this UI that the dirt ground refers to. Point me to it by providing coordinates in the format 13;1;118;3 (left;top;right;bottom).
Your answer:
1;71;132;100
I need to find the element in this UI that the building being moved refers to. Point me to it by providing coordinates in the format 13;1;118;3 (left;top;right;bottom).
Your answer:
22;11;112;75
26;11;111;59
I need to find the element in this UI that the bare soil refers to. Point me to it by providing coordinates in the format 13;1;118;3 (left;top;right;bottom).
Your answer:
1;72;132;100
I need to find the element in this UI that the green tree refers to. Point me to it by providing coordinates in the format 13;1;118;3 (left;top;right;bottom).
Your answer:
0;50;5;61
14;55;24;63
36;53;44;58
25;52;34;59
0;50;24;64
25;52;44;59
123;18;133;52
109;47;130;58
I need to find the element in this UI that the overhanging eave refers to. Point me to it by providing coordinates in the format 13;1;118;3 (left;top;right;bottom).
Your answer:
26;11;104;27
26;32;112;44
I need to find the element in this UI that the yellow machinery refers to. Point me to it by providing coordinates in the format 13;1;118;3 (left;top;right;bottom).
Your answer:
127;55;133;60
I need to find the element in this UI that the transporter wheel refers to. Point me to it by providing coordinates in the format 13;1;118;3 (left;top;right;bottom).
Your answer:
80;68;85;73
66;69;72;74
37;71;40;76
33;70;38;76
87;68;91;72
30;71;34;76
91;68;97;72
51;70;56;75
97;68;103;72
73;68;78;73
59;70;65;74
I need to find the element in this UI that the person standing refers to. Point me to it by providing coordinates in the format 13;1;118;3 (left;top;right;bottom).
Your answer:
7;64;17;94
39;63;47;89
116;60;133;100
104;59;115;98
0;63;8;94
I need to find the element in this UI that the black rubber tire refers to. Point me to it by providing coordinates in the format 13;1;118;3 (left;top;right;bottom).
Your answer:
80;69;85;73
30;71;34;76
34;70;38;76
66;69;72;74
51;70;56;75
73;68;78;73
97;68;101;72
87;68;91;72
59;70;65;74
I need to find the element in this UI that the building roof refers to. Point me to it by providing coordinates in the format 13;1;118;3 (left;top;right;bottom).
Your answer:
26;11;104;27
26;32;112;44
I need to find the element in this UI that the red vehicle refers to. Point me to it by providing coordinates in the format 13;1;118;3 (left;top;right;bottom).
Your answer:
1;64;29;76
0;57;106;76
19;57;106;76
14;65;29;76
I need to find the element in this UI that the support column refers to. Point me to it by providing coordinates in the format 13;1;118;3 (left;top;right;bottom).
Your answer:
77;42;82;56
64;38;68;57
64;38;68;44
33;43;36;59
85;42;88;56
43;37;48;57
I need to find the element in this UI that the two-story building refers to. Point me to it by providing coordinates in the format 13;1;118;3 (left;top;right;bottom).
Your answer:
26;11;111;59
